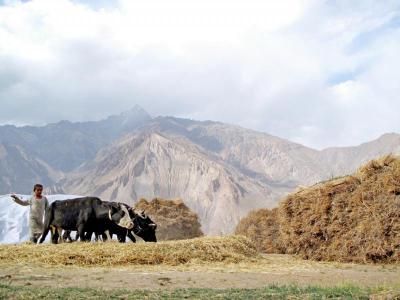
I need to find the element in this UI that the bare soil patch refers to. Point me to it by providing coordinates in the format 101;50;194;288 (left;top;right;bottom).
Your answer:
0;254;399;290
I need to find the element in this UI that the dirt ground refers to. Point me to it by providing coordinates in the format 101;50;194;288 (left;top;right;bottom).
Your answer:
0;254;399;290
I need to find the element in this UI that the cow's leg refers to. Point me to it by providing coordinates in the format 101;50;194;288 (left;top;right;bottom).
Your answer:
57;228;63;243
39;227;50;244
77;225;86;242
62;230;72;243
49;225;58;244
95;233;103;242
51;227;60;244
39;205;53;244
117;232;127;243
61;231;67;242
77;211;90;242
104;230;112;242
50;226;54;243
84;232;93;241
127;231;136;243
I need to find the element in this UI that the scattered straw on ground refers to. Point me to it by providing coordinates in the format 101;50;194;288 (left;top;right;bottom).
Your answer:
279;155;400;263
0;236;257;267
135;198;203;240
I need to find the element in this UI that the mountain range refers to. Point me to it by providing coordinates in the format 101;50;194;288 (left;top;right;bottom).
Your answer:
1;105;399;234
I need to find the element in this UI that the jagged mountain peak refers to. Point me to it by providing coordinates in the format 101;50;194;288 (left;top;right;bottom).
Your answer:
120;104;151;118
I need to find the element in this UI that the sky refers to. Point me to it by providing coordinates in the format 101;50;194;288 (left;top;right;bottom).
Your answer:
0;0;399;149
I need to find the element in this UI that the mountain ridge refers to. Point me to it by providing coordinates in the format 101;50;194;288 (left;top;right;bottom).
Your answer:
62;130;279;234
1;106;399;234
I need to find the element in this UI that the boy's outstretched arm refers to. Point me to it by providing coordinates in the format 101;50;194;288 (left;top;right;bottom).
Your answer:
11;194;30;206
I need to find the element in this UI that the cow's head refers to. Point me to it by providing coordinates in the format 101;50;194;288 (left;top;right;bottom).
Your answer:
130;209;157;242
108;203;134;230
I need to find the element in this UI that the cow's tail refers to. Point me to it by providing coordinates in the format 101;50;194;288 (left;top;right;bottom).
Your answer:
39;204;53;243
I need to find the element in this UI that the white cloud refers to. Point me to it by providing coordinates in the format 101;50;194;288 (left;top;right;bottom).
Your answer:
0;0;399;149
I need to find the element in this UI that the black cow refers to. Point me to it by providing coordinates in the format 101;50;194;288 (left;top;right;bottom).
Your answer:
131;210;157;242
58;203;157;243
39;197;133;244
104;206;157;243
81;202;157;243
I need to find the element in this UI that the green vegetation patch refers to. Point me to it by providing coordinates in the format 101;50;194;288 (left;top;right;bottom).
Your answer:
1;283;398;300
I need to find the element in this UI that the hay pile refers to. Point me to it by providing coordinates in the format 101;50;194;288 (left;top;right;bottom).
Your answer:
235;208;284;253
279;155;400;263
0;236;257;267
135;198;203;240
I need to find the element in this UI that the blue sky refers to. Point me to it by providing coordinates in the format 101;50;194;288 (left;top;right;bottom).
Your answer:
0;0;399;149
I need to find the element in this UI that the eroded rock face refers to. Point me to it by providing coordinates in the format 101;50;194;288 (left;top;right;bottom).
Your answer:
1;109;400;235
62;119;400;235
51;118;400;235
0;144;58;193
0;105;151;193
63;131;278;235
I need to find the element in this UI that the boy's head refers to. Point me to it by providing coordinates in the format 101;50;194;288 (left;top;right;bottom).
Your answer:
33;184;43;197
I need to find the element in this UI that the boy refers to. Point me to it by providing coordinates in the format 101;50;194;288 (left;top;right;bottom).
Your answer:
11;184;49;243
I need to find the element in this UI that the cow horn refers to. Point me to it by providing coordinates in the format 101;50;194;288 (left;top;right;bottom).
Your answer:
108;209;113;221
149;223;157;228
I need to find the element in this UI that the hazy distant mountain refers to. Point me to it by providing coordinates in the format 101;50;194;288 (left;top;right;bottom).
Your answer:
63;131;279;234
0;105;151;193
62;116;400;234
1;106;400;234
0;143;60;193
144;117;327;187
319;133;400;177
0;105;151;173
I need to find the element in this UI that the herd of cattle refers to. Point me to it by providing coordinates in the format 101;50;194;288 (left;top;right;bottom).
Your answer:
39;197;157;244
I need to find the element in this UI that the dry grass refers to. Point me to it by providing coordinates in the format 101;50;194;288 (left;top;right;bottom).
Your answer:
135;198;203;240
0;236;257;267
279;155;400;263
235;208;284;253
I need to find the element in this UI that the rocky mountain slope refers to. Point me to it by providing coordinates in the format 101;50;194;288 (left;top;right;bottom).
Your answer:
0;106;151;193
62;116;400;234
63;131;279;234
1;107;400;235
0;144;60;193
144;117;327;187
318;133;400;177
147;117;400;185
